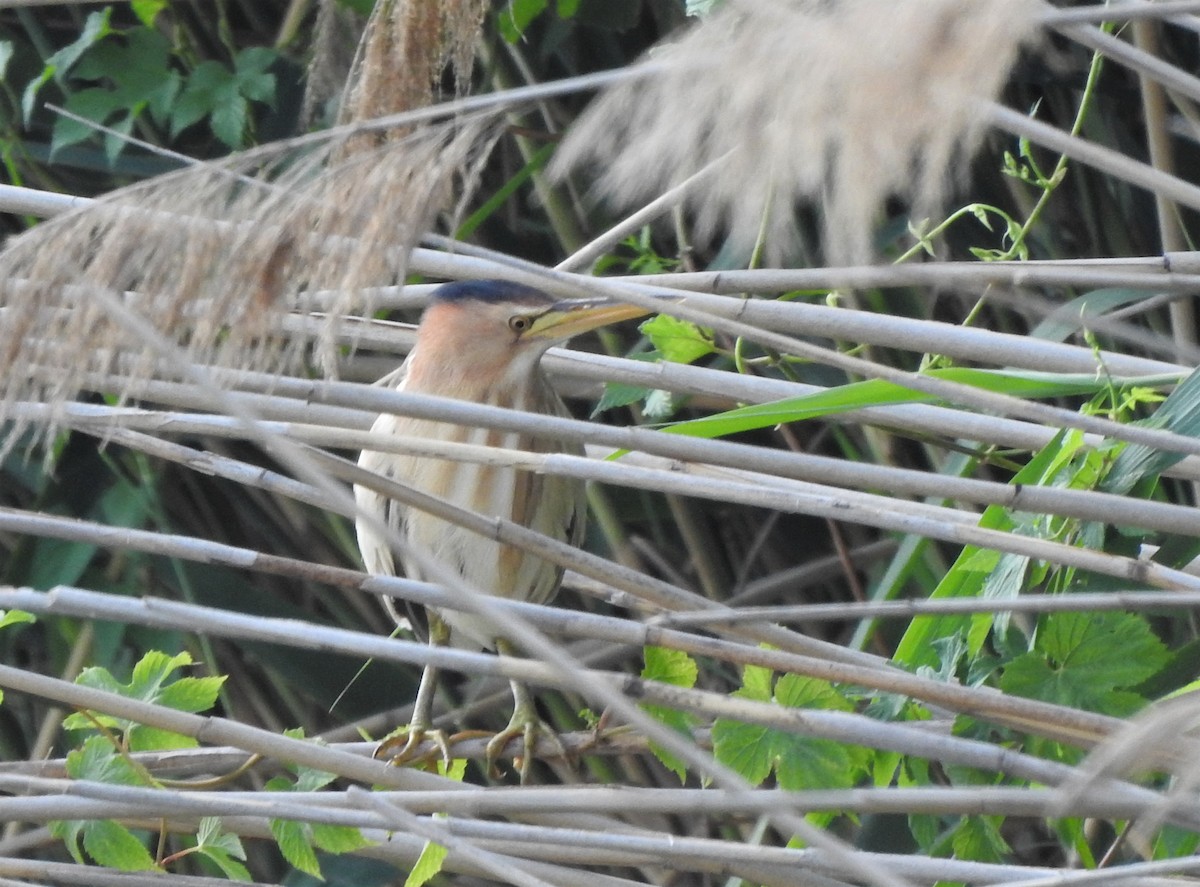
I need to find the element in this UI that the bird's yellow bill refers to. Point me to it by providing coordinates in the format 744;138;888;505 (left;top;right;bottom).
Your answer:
528;299;652;341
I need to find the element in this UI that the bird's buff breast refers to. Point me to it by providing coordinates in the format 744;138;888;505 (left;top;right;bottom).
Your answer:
356;412;583;651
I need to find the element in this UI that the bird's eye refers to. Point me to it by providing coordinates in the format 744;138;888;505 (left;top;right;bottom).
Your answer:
508;315;533;334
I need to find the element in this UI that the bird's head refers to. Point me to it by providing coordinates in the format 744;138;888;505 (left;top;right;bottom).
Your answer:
408;279;649;395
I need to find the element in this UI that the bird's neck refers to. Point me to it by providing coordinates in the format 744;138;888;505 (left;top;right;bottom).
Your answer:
405;345;544;405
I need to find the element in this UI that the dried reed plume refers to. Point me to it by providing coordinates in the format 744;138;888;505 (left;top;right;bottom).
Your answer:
554;0;1041;264
335;0;489;143
0;116;501;448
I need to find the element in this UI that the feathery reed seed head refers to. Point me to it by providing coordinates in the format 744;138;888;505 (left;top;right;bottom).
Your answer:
554;0;1040;264
0;117;501;452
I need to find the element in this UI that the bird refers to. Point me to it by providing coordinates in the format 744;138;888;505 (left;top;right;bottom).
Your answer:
354;278;647;780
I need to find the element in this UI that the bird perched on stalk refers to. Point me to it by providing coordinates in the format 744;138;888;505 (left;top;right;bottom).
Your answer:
354;279;647;780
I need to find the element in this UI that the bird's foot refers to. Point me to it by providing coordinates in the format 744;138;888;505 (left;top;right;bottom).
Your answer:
374;725;455;770
486;713;567;783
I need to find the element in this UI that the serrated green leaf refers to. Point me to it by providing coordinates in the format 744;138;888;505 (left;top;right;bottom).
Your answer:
197;846;252;882
65;736;144;786
640;647;700;781
128;725;198;752
82;819;157;871
406;838;448;887
738;663;773;702
711;719;774;785
639;315;714;365
210;93;248;147
951;816;1010;863
643;704;695;783
774;675;852;711
48;818;87;864
593;381;651;416
311;823;372;854
156;674;226;713
1000;611;1168;713
271;818;321;878
642;647;698;688
131;650;193;695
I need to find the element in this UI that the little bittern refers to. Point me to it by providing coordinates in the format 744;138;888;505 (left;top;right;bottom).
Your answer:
354;279;646;780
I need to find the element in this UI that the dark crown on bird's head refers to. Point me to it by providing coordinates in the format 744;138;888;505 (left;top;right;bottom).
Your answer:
430;279;552;307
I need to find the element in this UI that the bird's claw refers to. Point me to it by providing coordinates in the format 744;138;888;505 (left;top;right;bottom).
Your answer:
374;725;454;769
486;715;567;783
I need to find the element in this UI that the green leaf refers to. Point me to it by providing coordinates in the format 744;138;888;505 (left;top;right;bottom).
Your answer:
593;381;651;416
52;88;120;157
271;818;321;878
131;0;168;27
642;647;698;688
65;735;144;786
455;142;555;240
714;673;868;791
82;819;157;871
195;817;251;882
51;739;157;871
311;823;372;854
641;648;699;782
499;0;549;42
22;9;113;120
660;368;1169;443
951;816;1011;863
65;651;221;748
639;315;714;365
711;718;775;785
156;674;226;713
0;609;35;631
1104;365;1200;495
406;838;449;887
1000;611;1168;714
893;431;1070;669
